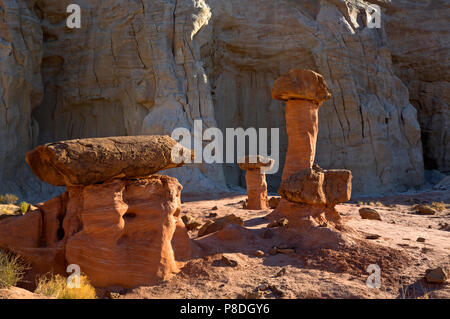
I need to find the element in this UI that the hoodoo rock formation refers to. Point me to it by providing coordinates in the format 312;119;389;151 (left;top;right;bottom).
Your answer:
0;135;192;288
204;0;427;195
271;70;353;249
272;70;331;180
1;0;438;201
239;156;274;210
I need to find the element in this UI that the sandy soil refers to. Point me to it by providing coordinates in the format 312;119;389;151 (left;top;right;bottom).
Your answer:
0;287;50;299
111;189;450;299
2;189;448;299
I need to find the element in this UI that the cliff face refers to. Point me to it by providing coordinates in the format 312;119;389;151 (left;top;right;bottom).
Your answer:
202;0;425;194
0;0;446;200
31;0;226;196
382;0;449;173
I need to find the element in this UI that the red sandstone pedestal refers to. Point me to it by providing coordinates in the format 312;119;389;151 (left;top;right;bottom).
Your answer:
239;156;274;210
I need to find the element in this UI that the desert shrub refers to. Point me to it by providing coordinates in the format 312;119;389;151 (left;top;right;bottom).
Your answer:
0;250;27;288
0;195;4;204
431;202;446;212
19;202;30;215
35;274;96;299
2;194;18;205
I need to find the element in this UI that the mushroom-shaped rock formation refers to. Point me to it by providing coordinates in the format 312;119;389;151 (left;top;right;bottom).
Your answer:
270;70;354;249
272;69;331;180
25;135;190;186
239;156;274;210
0;135;193;288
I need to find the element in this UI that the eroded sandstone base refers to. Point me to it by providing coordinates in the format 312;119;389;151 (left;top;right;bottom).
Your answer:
0;175;192;288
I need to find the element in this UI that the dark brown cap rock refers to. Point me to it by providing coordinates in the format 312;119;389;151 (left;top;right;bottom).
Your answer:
272;69;331;105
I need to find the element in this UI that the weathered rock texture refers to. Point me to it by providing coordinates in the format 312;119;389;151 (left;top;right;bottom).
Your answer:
239;156;274;210
271;69;353;249
274;165;353;245
381;0;449;173
0;175;191;287
0;0;51;199
0;0;226;200
279;168;352;206
272;70;331;180
26;135;187;186
65;176;187;287
1;134;193;287
204;0;426;195
197;214;244;238
1;0;447;200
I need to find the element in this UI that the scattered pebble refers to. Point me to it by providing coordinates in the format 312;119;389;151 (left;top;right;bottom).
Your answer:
181;215;202;231
238;290;262;299
425;267;448;284
366;234;381;240
198;214;244;237
253;250;265;257
413;204;437;215
268;218;289;228
257;283;269;291
276;248;295;254
268;197;281;209
276;268;288;277
268;285;285;297
416;237;426;243
221;254;238;267
359;208;382;221
268;246;295;255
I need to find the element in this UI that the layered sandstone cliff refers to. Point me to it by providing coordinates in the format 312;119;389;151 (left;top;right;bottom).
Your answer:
381;0;449;173
0;0;447;200
203;0;425;195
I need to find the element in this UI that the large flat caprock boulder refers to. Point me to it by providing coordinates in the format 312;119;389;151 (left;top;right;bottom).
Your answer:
25;135;189;186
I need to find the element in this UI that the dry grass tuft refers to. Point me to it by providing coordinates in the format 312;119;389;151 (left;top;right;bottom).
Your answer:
0;250;27;288
35;274;96;299
431;202;446;212
0;194;19;205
